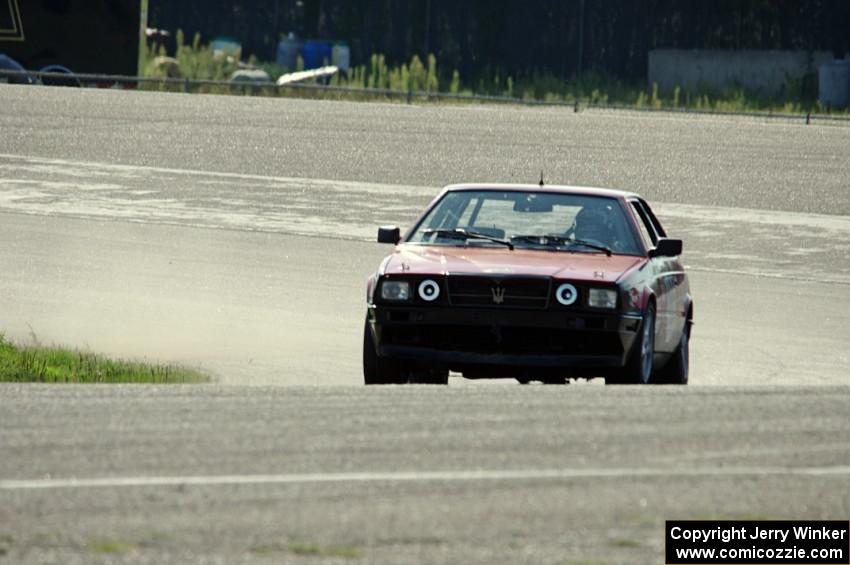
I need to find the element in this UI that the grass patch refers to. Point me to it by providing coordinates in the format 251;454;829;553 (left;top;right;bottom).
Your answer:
627;511;660;526
288;542;364;558
696;513;774;521
31;530;60;544
251;541;364;558
0;533;12;556
0;335;207;383
250;543;286;555
138;531;176;546
608;537;641;548
89;539;136;554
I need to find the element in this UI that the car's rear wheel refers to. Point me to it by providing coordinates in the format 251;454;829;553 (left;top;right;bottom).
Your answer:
653;317;690;385
606;302;655;385
363;318;449;385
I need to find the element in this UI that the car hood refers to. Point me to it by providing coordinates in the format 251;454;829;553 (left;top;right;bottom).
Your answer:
383;245;645;283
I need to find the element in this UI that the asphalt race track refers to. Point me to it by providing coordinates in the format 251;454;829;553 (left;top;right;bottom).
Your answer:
1;85;849;564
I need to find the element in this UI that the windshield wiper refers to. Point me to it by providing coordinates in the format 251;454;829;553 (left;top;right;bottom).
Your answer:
570;238;613;256
511;234;612;256
423;228;514;250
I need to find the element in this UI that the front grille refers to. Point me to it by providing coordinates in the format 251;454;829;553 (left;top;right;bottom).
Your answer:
382;325;622;356
447;275;550;308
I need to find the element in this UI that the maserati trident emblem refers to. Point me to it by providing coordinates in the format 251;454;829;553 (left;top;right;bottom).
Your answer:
491;286;506;304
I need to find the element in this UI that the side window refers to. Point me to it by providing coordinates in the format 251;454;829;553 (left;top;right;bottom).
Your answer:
638;199;668;238
630;201;658;248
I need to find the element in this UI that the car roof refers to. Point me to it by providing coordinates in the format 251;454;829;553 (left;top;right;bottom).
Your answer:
442;183;640;200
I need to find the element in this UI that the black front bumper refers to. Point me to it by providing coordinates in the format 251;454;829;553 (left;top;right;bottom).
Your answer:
368;305;641;374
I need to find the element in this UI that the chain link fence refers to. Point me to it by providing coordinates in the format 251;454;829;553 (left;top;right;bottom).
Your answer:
2;68;848;125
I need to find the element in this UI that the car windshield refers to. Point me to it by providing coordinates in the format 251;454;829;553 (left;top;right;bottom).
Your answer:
408;190;642;255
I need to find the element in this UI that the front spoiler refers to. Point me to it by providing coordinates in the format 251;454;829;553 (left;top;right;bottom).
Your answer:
379;345;625;368
368;305;642;370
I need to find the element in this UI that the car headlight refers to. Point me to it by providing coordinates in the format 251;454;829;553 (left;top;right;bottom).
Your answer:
588;288;617;309
380;280;410;301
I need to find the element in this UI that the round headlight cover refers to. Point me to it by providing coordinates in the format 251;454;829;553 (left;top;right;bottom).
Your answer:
555;283;578;306
418;279;440;301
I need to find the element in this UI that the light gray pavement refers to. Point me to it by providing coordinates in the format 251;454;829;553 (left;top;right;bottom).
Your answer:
1;384;850;565
1;84;849;214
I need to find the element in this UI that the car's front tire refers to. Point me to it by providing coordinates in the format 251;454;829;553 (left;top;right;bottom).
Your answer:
363;318;402;385
606;302;655;385
653;318;690;385
362;317;449;385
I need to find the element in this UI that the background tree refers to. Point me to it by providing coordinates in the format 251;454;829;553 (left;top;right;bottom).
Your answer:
148;0;850;81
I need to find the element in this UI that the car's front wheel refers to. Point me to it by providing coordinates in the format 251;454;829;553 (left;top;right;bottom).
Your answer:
606;302;655;385
653;318;690;385
362;317;448;385
363;318;402;385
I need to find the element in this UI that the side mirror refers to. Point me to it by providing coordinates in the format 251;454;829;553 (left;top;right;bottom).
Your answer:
649;238;682;258
377;226;401;244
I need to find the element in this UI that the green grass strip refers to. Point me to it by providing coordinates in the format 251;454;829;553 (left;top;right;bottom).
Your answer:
0;335;207;383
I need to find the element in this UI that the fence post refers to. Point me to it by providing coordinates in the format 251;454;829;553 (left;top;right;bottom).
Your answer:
407;88;412;104
183;78;190;93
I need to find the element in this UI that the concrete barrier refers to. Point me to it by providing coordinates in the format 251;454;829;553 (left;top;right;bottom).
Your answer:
648;49;832;97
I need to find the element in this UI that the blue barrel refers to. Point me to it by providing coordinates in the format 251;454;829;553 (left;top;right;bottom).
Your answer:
303;40;333;70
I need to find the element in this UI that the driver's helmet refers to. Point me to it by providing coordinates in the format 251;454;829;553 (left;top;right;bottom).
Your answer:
573;204;615;244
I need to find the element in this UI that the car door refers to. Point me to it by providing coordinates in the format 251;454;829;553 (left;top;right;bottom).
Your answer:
628;199;686;353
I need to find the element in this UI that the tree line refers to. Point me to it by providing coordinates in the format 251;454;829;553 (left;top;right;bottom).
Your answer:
148;0;850;81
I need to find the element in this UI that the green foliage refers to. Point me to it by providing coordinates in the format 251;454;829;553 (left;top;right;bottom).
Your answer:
609;537;641;548
176;32;240;81
138;34;843;115
650;82;661;109
427;54;439;92
90;540;136;554
449;70;460;94
254;61;288;80
288;543;363;558
0;335;206;383
408;55;426;91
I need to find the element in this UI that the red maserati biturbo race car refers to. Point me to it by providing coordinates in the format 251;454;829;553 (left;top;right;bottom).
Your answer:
364;183;692;385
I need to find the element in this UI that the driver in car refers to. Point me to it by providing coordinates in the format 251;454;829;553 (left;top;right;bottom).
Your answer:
570;204;619;250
